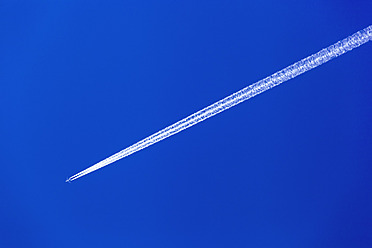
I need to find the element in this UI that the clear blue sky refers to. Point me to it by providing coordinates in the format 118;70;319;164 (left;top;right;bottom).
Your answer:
1;1;371;247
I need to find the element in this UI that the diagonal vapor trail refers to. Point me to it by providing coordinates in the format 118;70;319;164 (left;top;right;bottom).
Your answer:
66;25;372;182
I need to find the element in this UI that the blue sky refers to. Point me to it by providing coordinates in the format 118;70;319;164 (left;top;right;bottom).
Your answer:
1;1;371;247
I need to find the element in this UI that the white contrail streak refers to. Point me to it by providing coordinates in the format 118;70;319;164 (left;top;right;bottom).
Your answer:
66;25;372;182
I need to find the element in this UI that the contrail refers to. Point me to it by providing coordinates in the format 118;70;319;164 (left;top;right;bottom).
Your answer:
66;25;372;182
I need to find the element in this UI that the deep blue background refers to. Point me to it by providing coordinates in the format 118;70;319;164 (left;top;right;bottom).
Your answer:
1;1;371;247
